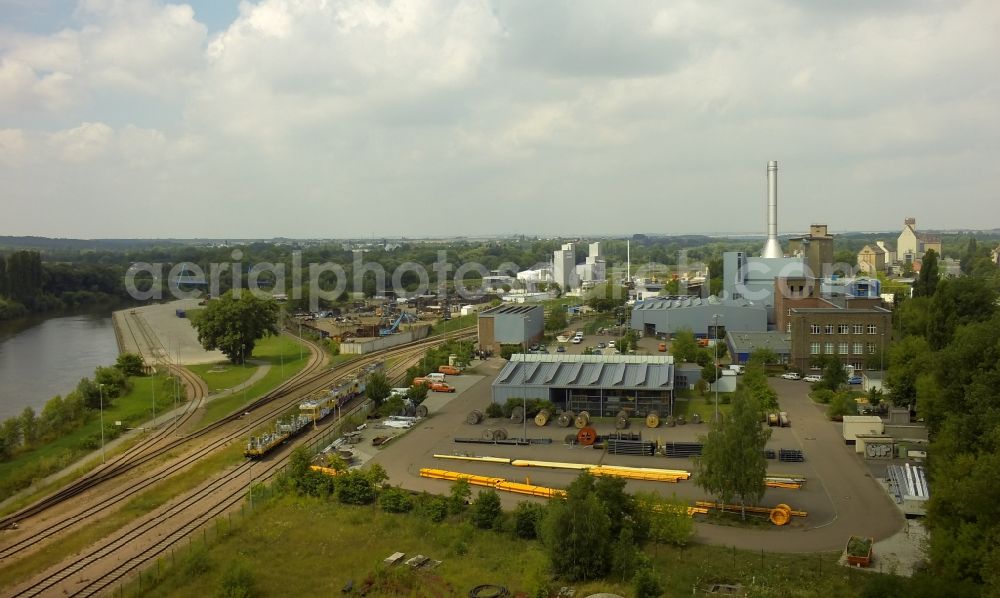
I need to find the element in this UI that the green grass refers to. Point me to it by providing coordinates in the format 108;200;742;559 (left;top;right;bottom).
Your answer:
187;362;257;393
0;373;183;504
126;494;878;598
430;313;477;336
672;394;735;421
0;444;245;589
193;336;357;429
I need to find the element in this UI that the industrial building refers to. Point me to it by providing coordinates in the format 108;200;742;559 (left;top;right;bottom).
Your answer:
723;251;808;323
553;243;578;292
491;354;675;417
725;331;791;365
629;295;767;338
576;242;606;286
476;304;544;353
786;298;891;374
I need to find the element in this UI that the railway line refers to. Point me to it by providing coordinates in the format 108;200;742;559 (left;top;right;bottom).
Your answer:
0;328;474;590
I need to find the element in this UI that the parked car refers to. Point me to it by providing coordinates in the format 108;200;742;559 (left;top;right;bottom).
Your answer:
803;374;823;383
608;340;616;348
597;342;607;349
439;365;461;376
847;376;863;385
430;382;456;393
556;346;566;353
593;349;603;355
571;337;582;344
780;372;802;380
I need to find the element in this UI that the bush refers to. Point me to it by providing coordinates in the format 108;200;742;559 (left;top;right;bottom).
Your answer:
218;560;256;598
379;486;414;513
811;388;836;404
470;489;503;530
485;403;503;418
633;565;663;598
115;352;145;376
514;501;545;539
422;496;449;522
336;470;376;505
827;392;859;421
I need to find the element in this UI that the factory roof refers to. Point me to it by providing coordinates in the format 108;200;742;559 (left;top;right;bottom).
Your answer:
493;354;674;390
479;304;542;316
632;295;758;312
726;331;791;355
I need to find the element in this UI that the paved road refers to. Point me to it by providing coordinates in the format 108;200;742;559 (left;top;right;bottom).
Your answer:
368;362;904;553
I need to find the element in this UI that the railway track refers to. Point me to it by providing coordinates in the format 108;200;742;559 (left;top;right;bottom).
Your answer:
9;332;475;595
0;329;473;571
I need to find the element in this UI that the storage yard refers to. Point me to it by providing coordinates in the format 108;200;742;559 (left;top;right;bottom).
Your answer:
333;358;906;553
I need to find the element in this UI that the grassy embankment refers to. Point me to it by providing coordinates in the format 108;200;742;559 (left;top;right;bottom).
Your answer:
193;335;359;429
0;443;245;589
429;312;477;336
0;373;183;508
125;494;875;598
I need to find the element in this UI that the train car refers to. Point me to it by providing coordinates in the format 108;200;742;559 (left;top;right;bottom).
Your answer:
244;413;312;458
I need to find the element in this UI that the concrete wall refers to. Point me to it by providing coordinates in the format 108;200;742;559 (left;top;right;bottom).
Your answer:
340;326;430;354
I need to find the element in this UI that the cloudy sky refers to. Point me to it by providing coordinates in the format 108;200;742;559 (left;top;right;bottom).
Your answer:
1;0;997;239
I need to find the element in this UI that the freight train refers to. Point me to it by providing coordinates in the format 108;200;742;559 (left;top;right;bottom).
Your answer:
244;361;384;458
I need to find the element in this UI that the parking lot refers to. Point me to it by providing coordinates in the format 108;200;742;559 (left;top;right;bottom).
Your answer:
355;357;903;552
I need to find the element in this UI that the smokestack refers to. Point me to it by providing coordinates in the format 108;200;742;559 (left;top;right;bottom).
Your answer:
761;160;783;259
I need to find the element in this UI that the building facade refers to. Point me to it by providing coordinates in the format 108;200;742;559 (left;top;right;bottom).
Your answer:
897;218;942;263
477;304;544;353
492;353;675;417
787;224;835;278
630;295;767;338
553;243;578;292
787;300;892;373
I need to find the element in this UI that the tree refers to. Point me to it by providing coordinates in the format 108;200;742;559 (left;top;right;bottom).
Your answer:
670;328;699;363
191;290;280;364
470;489;503;529
115;353;145;377
884;336;932;406
696;393;771;518
379;486;414;513
405;383;428;405
913;249;939;298
449;479;471;513
94;366;128;398
0;253;7;297
585;283;627;313
960;237;979;275
545;307;568;332
540;487;611;580
810;355;847;392
634;491;694;549
610;525;639;582
365;371;391;409
701;360;718;384
926;276;998;350
336;469;377;504
514;501;545;539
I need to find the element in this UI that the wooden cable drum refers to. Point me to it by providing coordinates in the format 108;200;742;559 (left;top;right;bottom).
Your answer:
483;428;496;440
493;428;508;441
576;426;598;446
769;503;792;526
575;411;591;429
615;409;630;430
466;409;483;425
645;411;660;428
534;409;551;427
415;404;429;418
564;433;578;445
509;406;525;424
557;410;575;427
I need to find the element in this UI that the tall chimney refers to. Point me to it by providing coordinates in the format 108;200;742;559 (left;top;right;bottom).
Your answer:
761;160;783;258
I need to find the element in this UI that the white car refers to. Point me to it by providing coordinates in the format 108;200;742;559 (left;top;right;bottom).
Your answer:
780;372;801;380
571;337;582;344
608;340;616;348
803;374;823;383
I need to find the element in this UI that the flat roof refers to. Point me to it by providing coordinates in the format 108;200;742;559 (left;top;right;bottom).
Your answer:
726;331;791;354
632;295;758;312
494;353;674;391
479;304;543;316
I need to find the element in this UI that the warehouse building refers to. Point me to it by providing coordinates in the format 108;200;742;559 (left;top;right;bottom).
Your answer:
629;295;767;338
477;304;544;353
492;354;675;417
726;331;791;365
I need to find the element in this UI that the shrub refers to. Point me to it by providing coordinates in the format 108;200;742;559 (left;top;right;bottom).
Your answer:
633;565;663;598
423;496;449;522
485;403;503;418
812;388;836;404
336;470;376;505
514;502;545;539
379;486;414;513
115;353;145;376
218;560;256;598
470;489;503;530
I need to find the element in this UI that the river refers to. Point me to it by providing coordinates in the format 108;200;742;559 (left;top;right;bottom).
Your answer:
0;310;119;421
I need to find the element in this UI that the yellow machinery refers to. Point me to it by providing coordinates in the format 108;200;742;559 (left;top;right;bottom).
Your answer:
694;500;807;526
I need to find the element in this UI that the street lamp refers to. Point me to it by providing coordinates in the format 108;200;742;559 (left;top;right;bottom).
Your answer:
98;383;106;464
713;314;722;423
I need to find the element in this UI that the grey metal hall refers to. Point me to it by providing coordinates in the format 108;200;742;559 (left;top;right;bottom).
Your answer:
629;295;766;338
491;354;676;418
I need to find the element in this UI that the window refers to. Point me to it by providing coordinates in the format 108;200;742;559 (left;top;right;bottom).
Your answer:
838;324;850;334
810;342;820;355
839;343;849;354
786;323;792;333
867;343;877;354
787;308;792;316
810;324;821;334
853;342;864;355
868;324;877;334
851;361;864;372
825;342;834;354
853;324;864;334
825;325;835;334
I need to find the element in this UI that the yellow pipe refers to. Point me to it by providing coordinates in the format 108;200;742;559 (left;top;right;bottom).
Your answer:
510;459;691;479
509;459;592;470
309;465;342;477
433;454;513;464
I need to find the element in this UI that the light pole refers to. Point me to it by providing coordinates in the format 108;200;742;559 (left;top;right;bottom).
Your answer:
713;314;721;423
98;383;106;464
249;461;254;510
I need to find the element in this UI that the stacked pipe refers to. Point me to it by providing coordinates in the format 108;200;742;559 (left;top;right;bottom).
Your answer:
606;432;655;456
663;442;703;458
779;448;805;462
